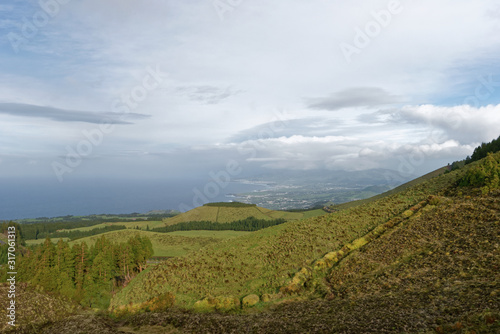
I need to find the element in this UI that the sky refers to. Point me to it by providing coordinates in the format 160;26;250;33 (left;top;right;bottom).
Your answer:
1;0;500;185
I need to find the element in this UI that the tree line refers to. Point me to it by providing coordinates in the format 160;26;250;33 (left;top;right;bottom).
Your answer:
49;224;127;240
465;134;500;165
203;202;257;207
6;211;179;240
448;134;500;172
14;220;113;240
0;222;25;264
0;234;153;309
152;216;286;233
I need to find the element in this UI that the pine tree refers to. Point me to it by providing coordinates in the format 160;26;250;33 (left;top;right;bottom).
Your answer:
116;243;134;285
72;241;89;299
55;239;75;297
128;235;153;272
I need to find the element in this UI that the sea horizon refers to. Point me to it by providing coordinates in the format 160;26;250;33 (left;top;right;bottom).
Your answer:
0;177;267;220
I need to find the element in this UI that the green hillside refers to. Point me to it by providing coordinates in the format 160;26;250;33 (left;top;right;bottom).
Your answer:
7;154;499;333
22;204;324;245
163;203;321;225
116;187;499;333
26;237;70;245
55;220;166;232
109;161;469;310
329;166;449;211
67;230;231;258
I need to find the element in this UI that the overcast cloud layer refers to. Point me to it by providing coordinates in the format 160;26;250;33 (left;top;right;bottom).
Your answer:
1;0;500;181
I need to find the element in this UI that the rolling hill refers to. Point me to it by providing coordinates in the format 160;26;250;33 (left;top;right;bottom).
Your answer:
328;165;449;211
54;220;166;233
66;229;249;258
109;163;467;309
162;202;324;225
105;156;498;334
41;204;325;239
6;153;500;333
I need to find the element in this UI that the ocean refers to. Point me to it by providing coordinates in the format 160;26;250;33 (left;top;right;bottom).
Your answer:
0;177;267;220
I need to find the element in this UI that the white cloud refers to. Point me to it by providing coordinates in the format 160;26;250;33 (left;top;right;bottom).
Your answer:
386;104;500;144
1;0;500;179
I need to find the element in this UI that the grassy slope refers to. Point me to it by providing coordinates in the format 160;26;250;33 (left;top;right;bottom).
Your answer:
301;208;329;219
122;195;499;334
163;205;323;226
330;166;448;211
26;238;70;245
319;191;499;329
25;190;500;333
110;220;165;230
67;230;224;257
56;222;111;232
15;159;500;333
56;220;166;232
110;165;463;309
164;230;251;239
26;230;249;247
28;206;324;242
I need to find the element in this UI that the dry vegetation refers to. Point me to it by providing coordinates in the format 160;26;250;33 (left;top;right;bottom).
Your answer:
0;283;81;333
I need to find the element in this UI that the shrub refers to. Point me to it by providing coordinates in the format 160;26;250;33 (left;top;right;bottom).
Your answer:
144;292;176;312
460;153;500;192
